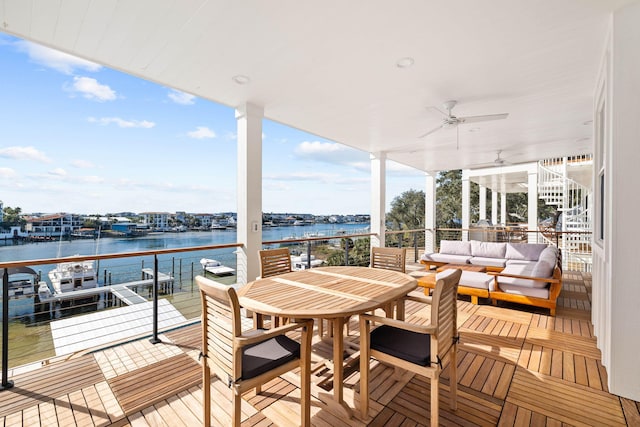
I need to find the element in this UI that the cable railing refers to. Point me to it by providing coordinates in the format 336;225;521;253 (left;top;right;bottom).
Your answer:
1;226;592;389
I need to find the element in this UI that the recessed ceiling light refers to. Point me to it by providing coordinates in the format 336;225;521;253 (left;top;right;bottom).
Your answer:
232;75;250;85
396;57;414;68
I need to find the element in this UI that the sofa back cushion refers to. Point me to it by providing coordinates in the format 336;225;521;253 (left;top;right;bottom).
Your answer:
505;243;549;261
439;240;472;256
471;241;506;259
531;246;559;278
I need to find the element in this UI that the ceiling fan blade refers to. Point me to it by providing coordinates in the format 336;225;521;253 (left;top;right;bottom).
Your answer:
426;106;449;118
417;125;442;139
458;113;509;124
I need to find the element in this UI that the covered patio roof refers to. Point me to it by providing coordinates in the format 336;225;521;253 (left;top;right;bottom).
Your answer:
0;1;632;172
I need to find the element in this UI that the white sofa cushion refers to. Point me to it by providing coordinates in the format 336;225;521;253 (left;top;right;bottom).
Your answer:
439;240;472;256
505;243;549;261
458;271;493;289
469;256;507;268
429;253;472;264
495;283;550;299
471;241;507;259
495;262;549;289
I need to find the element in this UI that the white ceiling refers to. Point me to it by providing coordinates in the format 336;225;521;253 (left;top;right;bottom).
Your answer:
0;0;633;173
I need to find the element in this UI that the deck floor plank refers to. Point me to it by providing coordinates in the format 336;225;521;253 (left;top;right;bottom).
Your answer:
3;269;640;426
107;353;200;416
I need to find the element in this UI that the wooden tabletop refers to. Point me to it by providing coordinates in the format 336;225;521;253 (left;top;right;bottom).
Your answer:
238;266;417;319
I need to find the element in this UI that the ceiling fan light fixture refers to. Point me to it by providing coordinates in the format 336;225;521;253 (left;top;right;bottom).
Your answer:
396;57;414;68
232;74;251;85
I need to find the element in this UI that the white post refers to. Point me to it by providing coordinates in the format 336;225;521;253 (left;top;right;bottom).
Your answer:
370;152;386;248
527;168;538;243
479;185;487;220
492;190;498;225
236;103;263;285
501;193;507;226
425;172;436;253
462;170;470;241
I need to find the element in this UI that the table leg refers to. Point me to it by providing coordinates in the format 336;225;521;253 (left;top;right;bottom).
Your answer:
332;316;344;405
317;316;353;419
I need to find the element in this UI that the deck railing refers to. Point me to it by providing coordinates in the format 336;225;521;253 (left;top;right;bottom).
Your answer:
1;226;592;389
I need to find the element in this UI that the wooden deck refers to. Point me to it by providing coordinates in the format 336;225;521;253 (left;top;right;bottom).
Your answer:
1;269;639;426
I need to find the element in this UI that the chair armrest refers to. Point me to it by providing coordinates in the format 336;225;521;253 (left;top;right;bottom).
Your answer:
487;271;561;284
236;319;314;347
404;294;433;305
360;313;436;335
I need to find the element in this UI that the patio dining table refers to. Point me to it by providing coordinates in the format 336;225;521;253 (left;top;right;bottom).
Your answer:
237;265;417;418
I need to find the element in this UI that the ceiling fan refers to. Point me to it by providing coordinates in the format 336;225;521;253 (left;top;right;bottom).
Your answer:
467;150;511;169
418;100;509;140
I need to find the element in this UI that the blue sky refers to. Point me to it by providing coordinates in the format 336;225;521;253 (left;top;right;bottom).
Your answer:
0;34;424;216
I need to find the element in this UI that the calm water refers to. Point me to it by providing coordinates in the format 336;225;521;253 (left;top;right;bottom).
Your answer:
0;223;368;368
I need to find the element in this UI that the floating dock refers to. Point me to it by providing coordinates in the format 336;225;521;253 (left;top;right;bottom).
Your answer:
38;271;175;308
50;299;186;356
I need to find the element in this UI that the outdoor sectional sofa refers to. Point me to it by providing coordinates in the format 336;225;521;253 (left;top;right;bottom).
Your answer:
420;240;563;315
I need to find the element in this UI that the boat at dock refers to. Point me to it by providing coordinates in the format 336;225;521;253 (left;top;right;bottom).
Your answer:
290;254;324;270
1;266;40;299
200;258;235;276
48;259;98;293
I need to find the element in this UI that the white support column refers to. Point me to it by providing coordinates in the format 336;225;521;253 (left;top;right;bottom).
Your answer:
370;152;386;248
501;193;507;226
236;103;263;285
479;185;487;220
527;169;538;243
425;172;436;253
492;190;498;225
461;170;470;241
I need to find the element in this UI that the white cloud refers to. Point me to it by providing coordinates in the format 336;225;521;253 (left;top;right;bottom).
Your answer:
70;159;95;169
187;126;216;139
48;168;67;176
88;116;155;128
0;146;51;162
264;172;338;182
168;89;196;105
0;167;17;178
78;175;104;184
67;76;116;102
16;40;101;75
294;141;368;166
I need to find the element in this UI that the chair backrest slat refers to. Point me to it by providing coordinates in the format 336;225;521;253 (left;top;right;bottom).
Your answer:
430;269;461;360
371;247;406;273
259;248;292;278
198;276;243;381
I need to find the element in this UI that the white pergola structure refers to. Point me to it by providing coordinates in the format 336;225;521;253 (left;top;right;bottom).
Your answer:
1;0;639;402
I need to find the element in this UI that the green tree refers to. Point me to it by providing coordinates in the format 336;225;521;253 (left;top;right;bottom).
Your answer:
387;189;425;231
326;237;371;266
1;206;25;227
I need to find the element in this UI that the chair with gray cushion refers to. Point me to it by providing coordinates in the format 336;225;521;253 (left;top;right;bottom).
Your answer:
197;275;313;427
359;268;462;427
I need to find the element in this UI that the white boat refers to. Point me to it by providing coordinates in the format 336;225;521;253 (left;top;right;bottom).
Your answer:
48;259;98;293
291;254;324;270
200;258;235;276
2;266;39;298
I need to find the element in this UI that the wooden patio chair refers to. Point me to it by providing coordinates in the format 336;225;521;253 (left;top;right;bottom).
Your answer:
258;248;293;327
371;246;407;319
259;248;292;278
197;275;313;427
371;246;406;273
359;268;462;427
